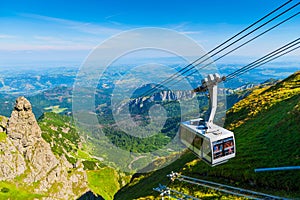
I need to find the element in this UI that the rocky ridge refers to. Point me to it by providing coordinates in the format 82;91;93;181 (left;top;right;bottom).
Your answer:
129;90;196;110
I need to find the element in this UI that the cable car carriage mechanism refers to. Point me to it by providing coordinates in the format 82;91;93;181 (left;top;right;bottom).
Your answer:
179;73;236;166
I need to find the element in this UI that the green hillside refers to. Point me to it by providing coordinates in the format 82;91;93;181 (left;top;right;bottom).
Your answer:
37;112;132;199
38;112;81;164
116;71;300;199
39;112;106;169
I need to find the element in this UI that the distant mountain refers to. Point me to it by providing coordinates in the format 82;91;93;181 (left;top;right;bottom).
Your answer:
0;68;76;96
126;89;196;115
0;85;73;118
116;71;300;199
0;67;282;120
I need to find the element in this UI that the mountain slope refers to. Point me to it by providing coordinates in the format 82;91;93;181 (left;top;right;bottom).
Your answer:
116;71;300;199
226;71;300;130
0;97;130;200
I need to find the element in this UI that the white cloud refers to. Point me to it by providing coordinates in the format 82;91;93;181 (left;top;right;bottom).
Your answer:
20;13;124;35
104;13;126;26
33;35;73;45
0;43;94;51
33;35;98;47
0;34;17;39
178;31;202;35
0;13;128;51
2;13;299;65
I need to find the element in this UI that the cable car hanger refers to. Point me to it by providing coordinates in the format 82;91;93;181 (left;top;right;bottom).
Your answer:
192;74;226;130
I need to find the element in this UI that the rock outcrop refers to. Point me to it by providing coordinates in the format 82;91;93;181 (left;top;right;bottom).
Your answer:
7;97;43;153
0;97;88;199
131;90;195;106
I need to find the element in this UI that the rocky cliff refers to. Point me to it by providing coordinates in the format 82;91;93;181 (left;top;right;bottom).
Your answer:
0;97;88;199
128;90;196;112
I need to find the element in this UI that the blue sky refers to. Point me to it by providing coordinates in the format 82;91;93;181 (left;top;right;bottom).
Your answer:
0;0;299;68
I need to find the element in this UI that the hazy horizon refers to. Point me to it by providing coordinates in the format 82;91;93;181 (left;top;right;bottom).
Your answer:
1;0;300;69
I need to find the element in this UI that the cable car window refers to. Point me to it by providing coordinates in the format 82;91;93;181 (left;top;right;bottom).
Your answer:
224;137;235;155
180;126;194;148
213;140;224;159
213;136;234;159
202;138;212;162
192;135;203;154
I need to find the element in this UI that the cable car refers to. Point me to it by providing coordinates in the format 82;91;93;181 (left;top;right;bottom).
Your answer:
180;118;235;166
179;73;236;166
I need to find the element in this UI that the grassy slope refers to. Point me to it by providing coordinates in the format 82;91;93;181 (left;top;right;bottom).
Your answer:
0;181;44;200
38;112;103;167
38;112;85;166
87;168;120;200
0;132;6;142
116;71;300;199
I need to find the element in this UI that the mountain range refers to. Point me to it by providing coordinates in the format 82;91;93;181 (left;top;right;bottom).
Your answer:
0;70;299;199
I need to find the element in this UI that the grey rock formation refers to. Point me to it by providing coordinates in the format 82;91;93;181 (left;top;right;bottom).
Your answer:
0;96;88;199
0;138;26;180
7;96;43;154
150;90;196;101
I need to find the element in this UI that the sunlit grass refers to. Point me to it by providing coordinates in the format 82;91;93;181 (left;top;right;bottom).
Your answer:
44;105;67;114
87;168;120;200
0;181;44;200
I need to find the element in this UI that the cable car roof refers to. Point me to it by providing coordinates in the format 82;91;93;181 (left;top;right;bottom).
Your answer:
181;120;234;141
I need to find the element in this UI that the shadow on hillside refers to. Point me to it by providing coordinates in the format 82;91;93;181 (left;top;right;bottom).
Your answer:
77;191;104;200
114;152;196;200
